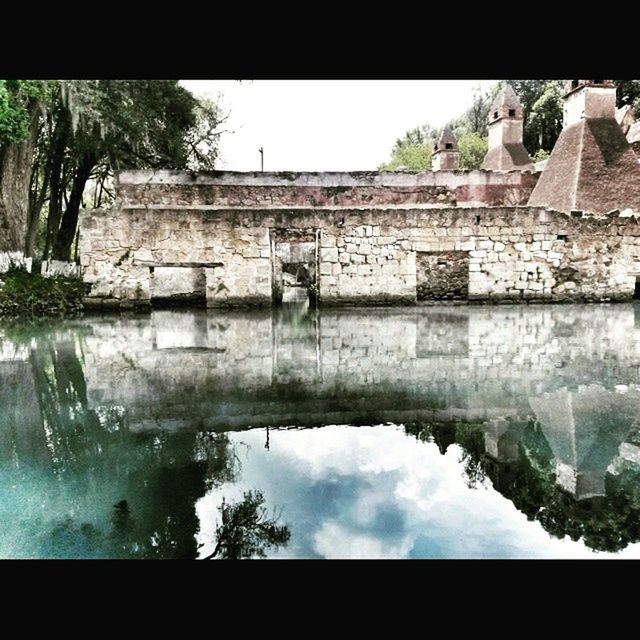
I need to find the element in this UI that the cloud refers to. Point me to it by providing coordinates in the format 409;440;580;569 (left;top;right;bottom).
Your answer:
195;424;640;559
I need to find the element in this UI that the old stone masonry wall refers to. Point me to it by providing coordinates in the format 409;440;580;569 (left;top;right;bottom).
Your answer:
79;204;640;307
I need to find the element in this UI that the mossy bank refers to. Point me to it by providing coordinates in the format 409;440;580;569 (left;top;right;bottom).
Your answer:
0;269;87;317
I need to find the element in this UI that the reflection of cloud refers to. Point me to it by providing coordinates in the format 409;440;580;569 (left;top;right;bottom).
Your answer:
195;425;640;559
313;521;414;559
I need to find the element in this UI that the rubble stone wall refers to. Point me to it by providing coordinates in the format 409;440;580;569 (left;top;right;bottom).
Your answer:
79;203;640;307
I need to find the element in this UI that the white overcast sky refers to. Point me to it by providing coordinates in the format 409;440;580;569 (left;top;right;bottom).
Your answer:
180;80;497;172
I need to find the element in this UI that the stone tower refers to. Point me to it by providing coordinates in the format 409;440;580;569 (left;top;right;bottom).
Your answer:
432;126;459;171
481;84;534;172
528;80;640;213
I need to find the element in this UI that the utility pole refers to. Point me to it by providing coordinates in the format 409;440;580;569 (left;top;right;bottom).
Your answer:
259;147;264;172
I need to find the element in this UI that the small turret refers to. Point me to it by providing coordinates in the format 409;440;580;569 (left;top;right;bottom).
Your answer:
481;84;533;172
432;126;459;171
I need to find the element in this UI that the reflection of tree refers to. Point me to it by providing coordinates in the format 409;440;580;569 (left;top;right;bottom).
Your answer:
204;490;290;559
404;419;640;553
1;326;246;558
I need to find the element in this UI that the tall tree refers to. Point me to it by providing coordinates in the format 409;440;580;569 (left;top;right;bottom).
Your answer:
39;80;226;261
526;81;564;153
0;81;50;253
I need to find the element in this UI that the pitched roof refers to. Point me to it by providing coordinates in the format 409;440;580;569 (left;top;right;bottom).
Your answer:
481;142;533;171
489;84;522;113
434;126;458;152
528;117;640;213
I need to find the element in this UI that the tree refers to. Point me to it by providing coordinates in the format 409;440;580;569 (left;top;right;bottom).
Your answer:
615;80;640;116
10;80;226;262
527;81;564;153
39;80;226;261
379;86;497;171
204;490;291;559
379;125;435;171
504;80;563;155
448;83;496;137
458;132;487;170
0;81;51;253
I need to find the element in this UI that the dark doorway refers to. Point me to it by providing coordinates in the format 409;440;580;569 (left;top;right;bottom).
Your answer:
634;277;640;300
271;229;318;306
416;251;470;301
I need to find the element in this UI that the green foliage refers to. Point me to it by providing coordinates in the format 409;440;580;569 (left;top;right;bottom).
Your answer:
379;125;435;171
380;143;432;171
0;268;87;317
207;490;291;559
448;83;496;137
503;80;563;155
532;148;550;163
0;80;52;147
527;81;564;153
0;81;30;146
457;132;487;169
615;80;640;115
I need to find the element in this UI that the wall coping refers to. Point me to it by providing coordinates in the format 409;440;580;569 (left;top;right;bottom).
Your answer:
84;204;640;222
116;168;539;188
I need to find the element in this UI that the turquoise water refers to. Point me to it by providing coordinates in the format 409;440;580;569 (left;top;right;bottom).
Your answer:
2;303;640;558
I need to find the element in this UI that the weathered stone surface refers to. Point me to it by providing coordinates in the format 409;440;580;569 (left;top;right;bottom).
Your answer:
75;168;640;308
79;201;640;307
116;169;538;209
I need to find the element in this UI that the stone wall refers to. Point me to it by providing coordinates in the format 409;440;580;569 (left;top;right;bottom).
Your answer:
79;204;640;307
116;169;538;209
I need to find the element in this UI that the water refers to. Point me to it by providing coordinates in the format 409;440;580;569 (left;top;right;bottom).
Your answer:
2;303;640;558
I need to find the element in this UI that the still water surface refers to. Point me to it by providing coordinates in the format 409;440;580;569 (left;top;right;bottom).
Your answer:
2;303;640;558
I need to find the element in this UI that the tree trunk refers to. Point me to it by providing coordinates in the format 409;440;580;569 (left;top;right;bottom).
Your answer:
51;151;96;261
43;111;70;259
0;102;41;253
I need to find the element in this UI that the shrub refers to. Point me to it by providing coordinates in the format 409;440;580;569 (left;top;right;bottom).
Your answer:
0;268;88;317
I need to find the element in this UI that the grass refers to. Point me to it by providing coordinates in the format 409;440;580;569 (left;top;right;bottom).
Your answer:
0;267;88;317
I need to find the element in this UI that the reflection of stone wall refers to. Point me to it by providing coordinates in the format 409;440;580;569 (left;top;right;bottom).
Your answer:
416;251;469;300
73;305;640;430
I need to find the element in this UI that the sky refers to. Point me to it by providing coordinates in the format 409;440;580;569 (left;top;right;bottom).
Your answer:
180;80;497;172
195;425;640;559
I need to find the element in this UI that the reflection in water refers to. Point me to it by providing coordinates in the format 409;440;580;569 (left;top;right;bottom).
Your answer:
2;303;640;557
204;490;291;559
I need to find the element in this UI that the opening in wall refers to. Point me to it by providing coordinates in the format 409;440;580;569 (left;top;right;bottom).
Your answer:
271;229;318;306
150;266;207;307
634;277;640;300
416;251;469;301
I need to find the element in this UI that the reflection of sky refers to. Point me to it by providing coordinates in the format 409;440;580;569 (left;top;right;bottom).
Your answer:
196;424;640;559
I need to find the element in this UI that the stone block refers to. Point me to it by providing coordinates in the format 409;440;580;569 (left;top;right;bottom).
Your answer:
322;248;339;262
